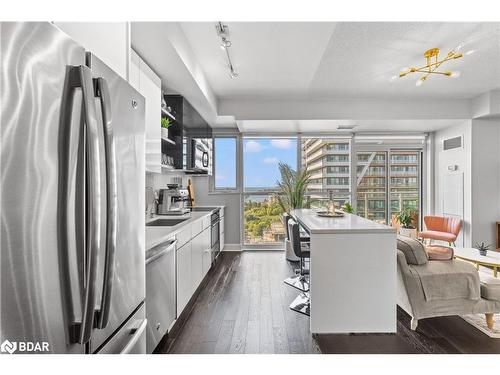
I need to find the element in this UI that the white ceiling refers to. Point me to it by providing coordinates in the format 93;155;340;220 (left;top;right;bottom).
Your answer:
236;119;463;133
180;22;500;100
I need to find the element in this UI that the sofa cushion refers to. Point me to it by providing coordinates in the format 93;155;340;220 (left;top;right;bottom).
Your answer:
425;245;454;261
479;271;500;301
410;260;480;301
397;236;428;265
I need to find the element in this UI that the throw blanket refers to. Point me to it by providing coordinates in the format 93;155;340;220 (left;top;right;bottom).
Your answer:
410;260;480;301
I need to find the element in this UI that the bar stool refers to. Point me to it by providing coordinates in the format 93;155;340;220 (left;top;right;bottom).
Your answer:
283;213;310;292
287;218;310;316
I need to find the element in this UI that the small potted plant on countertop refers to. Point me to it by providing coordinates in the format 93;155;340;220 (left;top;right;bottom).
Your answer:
475;242;491;256
396;208;417;239
341;202;354;214
161;117;171;140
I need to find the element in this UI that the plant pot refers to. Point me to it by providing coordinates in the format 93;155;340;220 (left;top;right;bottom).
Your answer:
399;227;417;239
479;249;488;256
161;128;169;140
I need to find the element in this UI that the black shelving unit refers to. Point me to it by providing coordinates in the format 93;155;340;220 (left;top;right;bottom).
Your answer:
162;94;212;170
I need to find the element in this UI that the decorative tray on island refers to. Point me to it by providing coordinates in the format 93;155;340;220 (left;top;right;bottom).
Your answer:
316;210;344;218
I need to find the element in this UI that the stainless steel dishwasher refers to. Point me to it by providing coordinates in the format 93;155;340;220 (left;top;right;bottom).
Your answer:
145;237;177;353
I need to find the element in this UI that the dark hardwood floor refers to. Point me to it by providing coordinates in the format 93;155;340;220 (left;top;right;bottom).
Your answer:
164;251;500;354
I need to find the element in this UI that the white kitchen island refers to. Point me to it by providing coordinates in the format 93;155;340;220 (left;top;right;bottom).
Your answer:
291;209;397;334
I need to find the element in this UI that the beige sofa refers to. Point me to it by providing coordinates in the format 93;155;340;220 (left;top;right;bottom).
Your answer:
396;237;500;331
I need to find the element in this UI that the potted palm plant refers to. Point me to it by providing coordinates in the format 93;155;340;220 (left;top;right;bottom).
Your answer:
275;162;311;215
396;208;417;238
275;163;311;261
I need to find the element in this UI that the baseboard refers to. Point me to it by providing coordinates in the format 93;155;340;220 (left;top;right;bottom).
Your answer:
222;243;242;251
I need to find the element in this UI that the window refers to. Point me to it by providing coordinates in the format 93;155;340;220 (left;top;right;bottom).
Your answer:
243;138;297;246
326;177;349;186
324;166;349;174
325;143;349;151
325;155;349;163
302;138;352;209
214;137;237;190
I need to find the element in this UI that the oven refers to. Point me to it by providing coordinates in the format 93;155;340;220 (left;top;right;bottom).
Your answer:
210;208;220;262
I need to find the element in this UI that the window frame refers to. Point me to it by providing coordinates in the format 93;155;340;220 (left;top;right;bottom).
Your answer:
209;134;241;194
241;136;299;249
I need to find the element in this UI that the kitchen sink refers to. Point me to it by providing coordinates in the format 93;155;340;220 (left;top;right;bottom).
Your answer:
146;218;189;227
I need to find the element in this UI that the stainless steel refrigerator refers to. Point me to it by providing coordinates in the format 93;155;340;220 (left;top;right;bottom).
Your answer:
1;22;146;354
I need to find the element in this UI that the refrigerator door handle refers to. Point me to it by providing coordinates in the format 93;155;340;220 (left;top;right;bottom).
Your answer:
120;319;147;354
69;65;101;344
94;77;117;330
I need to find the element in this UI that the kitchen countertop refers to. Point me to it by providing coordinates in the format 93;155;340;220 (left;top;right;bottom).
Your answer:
145;206;224;251
291;208;395;234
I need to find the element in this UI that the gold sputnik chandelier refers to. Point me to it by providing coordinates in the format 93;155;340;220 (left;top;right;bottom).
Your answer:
399;47;463;86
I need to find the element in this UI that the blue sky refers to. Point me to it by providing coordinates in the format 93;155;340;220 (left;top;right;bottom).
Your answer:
214;138;297;189
214;138;237;188
243;138;297;189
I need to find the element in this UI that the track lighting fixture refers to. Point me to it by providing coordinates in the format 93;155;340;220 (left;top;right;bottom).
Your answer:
215;21;239;78
220;37;231;50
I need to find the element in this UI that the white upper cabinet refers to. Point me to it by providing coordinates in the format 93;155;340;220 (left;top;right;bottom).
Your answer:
129;49;141;91
130;49;162;173
54;22;130;80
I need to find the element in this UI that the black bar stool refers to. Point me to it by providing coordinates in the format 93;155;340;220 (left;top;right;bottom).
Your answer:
287;218;310;316
283;213;310;292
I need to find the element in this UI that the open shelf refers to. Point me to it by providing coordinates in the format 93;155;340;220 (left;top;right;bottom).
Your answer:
161;107;176;121
162;136;176;145
161;164;176;171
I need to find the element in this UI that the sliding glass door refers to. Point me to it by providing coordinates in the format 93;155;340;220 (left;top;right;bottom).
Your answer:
243;138;297;247
356;151;388;224
389;151;421;225
355;143;422;228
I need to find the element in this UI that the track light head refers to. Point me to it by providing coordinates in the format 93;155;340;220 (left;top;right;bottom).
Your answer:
220;37;232;50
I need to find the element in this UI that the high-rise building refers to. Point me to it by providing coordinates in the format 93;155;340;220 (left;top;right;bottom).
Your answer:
302;139;420;224
302;138;351;206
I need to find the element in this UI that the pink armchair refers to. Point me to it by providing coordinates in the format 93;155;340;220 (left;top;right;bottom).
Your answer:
418;215;462;246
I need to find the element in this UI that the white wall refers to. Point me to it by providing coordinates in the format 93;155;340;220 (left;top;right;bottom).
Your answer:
433;121;472;246
190;176;241;248
470;119;500;247
55;22;130;80
433;119;500;248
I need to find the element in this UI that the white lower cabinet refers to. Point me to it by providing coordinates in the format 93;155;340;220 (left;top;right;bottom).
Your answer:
220;216;225;251
190;231;203;294
201;228;211;277
175;214;218;318
176;240;192;317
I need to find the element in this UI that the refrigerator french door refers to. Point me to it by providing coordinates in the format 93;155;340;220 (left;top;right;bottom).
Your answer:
0;22;146;354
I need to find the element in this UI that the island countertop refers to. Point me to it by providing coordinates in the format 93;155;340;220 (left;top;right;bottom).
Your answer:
291;208;396;234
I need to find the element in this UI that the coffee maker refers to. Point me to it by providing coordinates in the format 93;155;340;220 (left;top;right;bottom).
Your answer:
157;184;191;215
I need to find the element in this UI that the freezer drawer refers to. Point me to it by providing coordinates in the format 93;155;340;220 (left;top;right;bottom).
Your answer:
146;238;177;353
95;303;146;354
